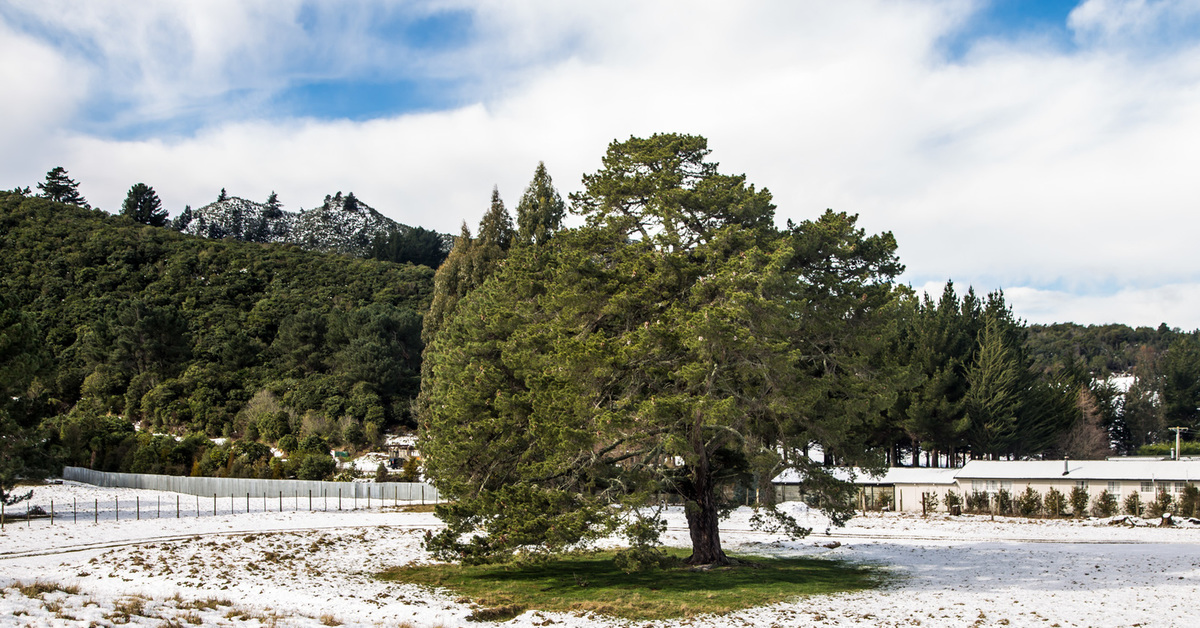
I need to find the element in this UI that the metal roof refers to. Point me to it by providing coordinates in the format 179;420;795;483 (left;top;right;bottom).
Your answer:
773;466;959;485
956;459;1200;482
772;460;1200;485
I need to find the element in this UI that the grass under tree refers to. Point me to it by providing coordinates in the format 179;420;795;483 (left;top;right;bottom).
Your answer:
376;548;883;621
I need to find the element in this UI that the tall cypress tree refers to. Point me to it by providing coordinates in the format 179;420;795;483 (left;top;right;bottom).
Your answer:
515;162;565;247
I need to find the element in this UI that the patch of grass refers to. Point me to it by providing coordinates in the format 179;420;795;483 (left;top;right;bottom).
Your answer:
376;549;881;620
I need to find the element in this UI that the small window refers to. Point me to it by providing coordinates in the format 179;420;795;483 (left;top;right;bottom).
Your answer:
1177;482;1189;493
1001;481;1013;491
1141;481;1154;493
1108;481;1120;495
987;480;999;492
972;480;985;492
1075;480;1088;490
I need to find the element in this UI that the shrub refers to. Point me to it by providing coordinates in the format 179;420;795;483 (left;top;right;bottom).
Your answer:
920;491;939;515
965;491;989;514
1146;489;1174;518
944;490;962;511
1179;485;1199;518
1043;488;1066;518
995;488;1013;515
1016;486;1042;517
1123;491;1144;517
1091;490;1119;517
1069;486;1089;517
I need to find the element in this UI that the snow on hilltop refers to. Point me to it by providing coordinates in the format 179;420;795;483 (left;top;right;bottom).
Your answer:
177;192;412;256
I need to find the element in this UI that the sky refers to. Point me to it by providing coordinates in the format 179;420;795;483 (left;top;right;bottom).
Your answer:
3;0;1200;329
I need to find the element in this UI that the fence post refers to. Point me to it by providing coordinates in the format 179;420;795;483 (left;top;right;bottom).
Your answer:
74;498;77;524
176;495;180;518
115;497;119;522
51;501;54;525
339;489;342;511
309;490;312;512
2;499;6;530
136;497;140;521
247;493;250;513
195;495;199;518
157;496;161;518
213;494;217;517
279;491;282;512
96;499;99;524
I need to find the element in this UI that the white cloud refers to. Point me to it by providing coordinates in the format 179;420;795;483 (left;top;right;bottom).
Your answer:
7;1;1200;327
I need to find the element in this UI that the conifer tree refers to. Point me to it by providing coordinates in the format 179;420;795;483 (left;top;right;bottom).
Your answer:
515;162;565;247
121;182;168;227
420;133;904;567
217;188;228;202
37;167;90;208
171;205;194;232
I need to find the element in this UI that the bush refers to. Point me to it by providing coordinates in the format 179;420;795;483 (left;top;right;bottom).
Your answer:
1069;486;1089;517
995;488;1013;516
1016;486;1042;517
1043;488;1066;518
1146;489;1174;518
1123;492;1144;517
1179;485;1199;518
920;491;939;515
965;491;989;514
296;454;335;480
944;490;962;511
1091;490;1118;517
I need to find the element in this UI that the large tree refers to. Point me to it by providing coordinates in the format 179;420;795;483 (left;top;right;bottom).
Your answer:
121;182;168;227
419;134;903;567
37;166;90;209
0;294;47;506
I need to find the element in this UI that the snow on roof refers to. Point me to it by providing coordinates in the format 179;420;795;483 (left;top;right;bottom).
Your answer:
384;434;417;447
773;466;959;485
957;459;1200;482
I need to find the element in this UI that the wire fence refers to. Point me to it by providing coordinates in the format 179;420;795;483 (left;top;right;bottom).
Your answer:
0;467;440;530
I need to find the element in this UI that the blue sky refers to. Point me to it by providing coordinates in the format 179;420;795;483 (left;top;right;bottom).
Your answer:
4;0;1200;328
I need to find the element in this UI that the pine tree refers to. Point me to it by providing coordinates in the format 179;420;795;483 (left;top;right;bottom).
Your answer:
121;183;168;227
963;316;1021;457
477;186;514;250
515;162;565;247
265;192;282;218
37;167;90;208
171;205;194;232
420;133;904;567
217;188;228;202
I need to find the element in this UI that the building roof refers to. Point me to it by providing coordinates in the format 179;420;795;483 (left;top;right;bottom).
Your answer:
772;459;1200;485
773;466;958;485
957;459;1200;482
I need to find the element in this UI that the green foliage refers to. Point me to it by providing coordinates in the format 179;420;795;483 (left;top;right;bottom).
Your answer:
1092;489;1119;517
0;190;433;477
1;293;50;505
1123;491;1144;517
515;162;565;247
1178;485;1199;518
1146;489;1174;518
1069;486;1089;517
1016;485;1042;517
920;491;939;515
995;488;1013;515
120;183;168;227
965;491;989;514
1043;487;1066;518
943;490;962;511
1137;442;1200;456
420;133;904;566
37;167;89;209
366;226;448;269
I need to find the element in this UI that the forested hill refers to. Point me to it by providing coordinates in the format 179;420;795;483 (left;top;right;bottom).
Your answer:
1026;322;1179;376
0;191;433;470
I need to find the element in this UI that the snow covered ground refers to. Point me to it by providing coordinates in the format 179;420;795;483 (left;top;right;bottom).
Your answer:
3;481;1199;627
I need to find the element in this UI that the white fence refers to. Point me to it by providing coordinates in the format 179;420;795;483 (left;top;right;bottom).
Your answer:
62;466;439;502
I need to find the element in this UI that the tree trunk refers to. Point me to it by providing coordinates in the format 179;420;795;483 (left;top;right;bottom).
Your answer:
684;428;729;566
684;465;728;566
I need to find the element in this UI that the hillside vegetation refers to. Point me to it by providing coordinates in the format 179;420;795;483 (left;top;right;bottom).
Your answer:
0;191;432;479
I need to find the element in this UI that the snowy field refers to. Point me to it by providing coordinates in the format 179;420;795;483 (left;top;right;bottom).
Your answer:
3;481;1200;627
